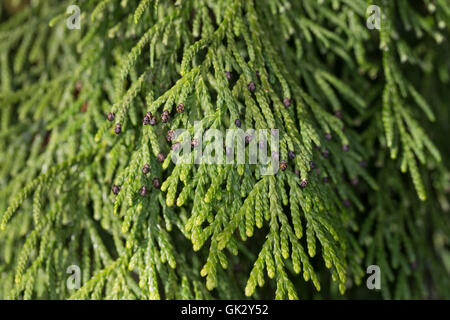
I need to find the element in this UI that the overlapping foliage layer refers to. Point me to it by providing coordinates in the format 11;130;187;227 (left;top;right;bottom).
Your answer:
0;0;449;299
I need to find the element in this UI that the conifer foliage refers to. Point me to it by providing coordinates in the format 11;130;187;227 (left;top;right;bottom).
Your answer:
0;0;449;299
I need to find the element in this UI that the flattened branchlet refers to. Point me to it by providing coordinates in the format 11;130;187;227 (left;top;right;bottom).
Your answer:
0;0;449;300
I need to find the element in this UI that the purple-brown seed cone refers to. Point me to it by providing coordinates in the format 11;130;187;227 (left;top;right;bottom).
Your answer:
176;103;185;113
171;142;181;151
143;115;151;125
107;112;115;122
166;130;174;142
112;185;121;195
140;185;148;197
191;139;199;148
343;144;350;152
81;102;88;113
114;123;122;134
283;98;291;107
149;116;157;126
351;178;359;186
288;150;295;159
335;110;342;119
322;149;330;158
157;153;166;162
234;119;241;128
323;177;329;183
300;179;308;188
343;199;351;208
161;110;170;123
142;163;150;174
74;81;82;99
279;160;288;171
248;81;256;92
152;178;161;189
325;133;332;140
309;161;315;170
225;71;232;80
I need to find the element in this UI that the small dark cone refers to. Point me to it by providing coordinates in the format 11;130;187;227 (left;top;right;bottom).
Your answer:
322;149;330;158
171;142;181;151
279;160;288;171
74;81;82;99
288;150;295;159
149;116;157;126
351;178;359;186
191;139;199;148
343;144;350;152
107;112;115;122
140;185;148;197
142;163;150;174
114;123;122;134
343;199;351;208
166;130;174;142
359;160;368;168
295;169;300;176
335;110;343;119
81;102;88;113
112;185;121;195
143;115;151;125
161;110;170;123
309;161;315;170
323;177;329;183
176;103;185;113
300;179;308;188
234;119;241;128
157;153;165;162
152;178;161;189
283;98;291;107
248;81;256;92
325;133;332;140
225;71;232;80
145;111;153;118
245;134;252;145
